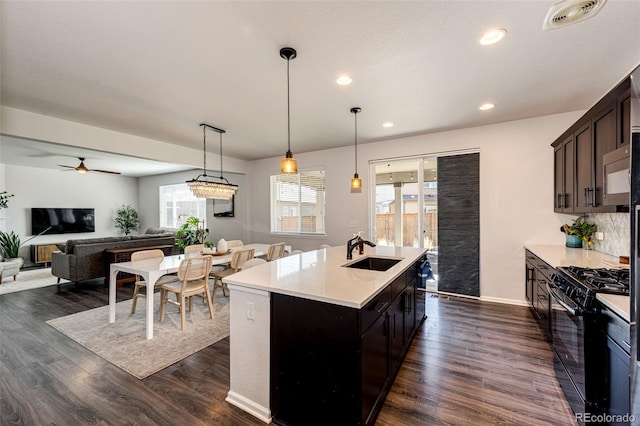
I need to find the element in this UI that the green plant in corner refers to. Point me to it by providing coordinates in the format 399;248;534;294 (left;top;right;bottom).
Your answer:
0;227;52;260
114;204;140;235
175;216;210;251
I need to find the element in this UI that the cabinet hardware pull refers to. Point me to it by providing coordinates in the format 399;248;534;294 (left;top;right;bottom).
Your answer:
375;301;389;314
584;188;589;208
563;193;568;209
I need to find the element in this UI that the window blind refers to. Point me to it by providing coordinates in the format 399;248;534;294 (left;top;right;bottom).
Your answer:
270;170;325;234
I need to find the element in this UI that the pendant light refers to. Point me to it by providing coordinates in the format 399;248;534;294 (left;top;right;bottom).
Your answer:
280;47;298;174
186;123;238;200
350;107;362;193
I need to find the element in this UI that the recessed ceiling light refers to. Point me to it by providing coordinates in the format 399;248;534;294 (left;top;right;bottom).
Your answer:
479;28;507;45
479;103;495;111
382;122;394;128
336;75;352;85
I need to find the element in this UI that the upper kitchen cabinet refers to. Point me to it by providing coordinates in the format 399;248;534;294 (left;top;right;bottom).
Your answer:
617;88;631;148
554;135;574;213
552;77;631;213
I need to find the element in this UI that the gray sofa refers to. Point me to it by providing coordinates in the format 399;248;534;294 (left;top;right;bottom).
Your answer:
51;232;176;283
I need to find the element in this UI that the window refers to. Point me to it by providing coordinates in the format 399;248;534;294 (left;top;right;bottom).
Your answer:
270;170;325;235
159;183;207;228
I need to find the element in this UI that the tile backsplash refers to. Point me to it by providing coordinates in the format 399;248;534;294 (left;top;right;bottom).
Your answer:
588;213;630;257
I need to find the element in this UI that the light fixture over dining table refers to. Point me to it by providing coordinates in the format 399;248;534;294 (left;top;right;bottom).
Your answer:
186;123;238;200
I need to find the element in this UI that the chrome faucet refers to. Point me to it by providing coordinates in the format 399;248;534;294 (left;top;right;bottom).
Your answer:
346;233;376;260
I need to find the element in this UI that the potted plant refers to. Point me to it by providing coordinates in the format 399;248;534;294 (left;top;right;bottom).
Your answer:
0;191;14;209
0;227;51;266
564;217;597;250
114;204;140;235
175;216;212;252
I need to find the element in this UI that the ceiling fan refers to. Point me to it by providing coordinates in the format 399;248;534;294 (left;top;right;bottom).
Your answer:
58;157;121;175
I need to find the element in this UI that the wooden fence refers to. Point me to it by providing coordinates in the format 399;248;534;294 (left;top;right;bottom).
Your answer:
376;212;437;248
278;216;318;233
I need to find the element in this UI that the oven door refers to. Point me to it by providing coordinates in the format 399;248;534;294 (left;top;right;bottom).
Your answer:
548;281;586;414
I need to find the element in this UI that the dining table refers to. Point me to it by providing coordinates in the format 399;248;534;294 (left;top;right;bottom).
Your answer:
108;243;280;339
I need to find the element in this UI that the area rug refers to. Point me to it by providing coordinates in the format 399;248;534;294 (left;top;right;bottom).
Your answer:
47;292;229;379
0;267;69;295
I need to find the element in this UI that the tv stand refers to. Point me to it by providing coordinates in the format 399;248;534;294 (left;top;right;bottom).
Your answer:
31;243;64;267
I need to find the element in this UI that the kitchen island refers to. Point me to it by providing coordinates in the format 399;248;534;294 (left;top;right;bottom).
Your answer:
224;245;427;425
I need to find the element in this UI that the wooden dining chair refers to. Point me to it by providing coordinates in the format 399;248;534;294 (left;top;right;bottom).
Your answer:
130;249;179;314
211;248;254;303
184;244;205;258
241;258;267;269
266;242;286;261
159;255;214;331
226;240;244;250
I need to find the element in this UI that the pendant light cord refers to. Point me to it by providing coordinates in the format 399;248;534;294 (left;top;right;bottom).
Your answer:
354;112;358;174
287;56;291;154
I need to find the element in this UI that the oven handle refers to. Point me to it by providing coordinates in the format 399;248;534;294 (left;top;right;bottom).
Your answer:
547;282;583;316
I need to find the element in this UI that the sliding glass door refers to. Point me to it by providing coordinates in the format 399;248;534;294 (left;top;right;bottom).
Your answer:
372;157;438;287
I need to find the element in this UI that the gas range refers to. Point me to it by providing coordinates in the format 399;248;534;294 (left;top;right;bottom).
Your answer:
554;266;630;310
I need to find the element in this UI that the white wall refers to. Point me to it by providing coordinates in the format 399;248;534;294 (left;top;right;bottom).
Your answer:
138;169;248;246
1;164;138;263
247;111;586;304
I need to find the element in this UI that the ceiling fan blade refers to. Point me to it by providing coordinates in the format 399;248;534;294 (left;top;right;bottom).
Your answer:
89;169;121;175
58;164;76;169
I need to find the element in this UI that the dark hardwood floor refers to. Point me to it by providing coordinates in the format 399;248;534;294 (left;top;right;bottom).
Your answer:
1;284;576;425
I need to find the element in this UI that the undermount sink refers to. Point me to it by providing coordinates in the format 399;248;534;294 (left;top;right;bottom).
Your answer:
343;256;402;272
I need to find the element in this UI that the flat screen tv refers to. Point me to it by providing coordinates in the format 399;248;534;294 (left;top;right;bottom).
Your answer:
31;208;95;235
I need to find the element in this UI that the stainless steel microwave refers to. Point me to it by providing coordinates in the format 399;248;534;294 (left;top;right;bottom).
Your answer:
603;145;630;205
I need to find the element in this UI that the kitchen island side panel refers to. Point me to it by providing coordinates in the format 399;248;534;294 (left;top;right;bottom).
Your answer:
271;293;361;426
225;285;272;423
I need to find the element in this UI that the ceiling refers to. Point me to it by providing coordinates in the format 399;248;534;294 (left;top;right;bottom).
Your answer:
1;1;639;176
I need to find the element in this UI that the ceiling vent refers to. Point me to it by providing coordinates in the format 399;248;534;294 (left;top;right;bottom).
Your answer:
543;0;608;31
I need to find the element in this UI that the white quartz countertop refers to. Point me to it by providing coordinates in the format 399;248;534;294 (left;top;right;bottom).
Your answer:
525;244;627;269
525;244;630;323
224;245;427;309
597;293;630;322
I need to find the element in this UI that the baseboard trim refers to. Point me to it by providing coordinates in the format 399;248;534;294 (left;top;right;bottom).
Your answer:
432;290;528;307
480;295;529;307
225;390;272;424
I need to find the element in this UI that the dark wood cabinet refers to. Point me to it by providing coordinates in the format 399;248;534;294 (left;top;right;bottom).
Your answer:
525;250;553;340
271;262;426;426
574;122;592;211
388;292;405;374
598;302;631;423
554;136;574;212
617;89;631;148
361;311;389;425
552;77;631;212
592;103;618;211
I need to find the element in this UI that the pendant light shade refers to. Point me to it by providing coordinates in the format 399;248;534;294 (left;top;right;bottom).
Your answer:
350;107;362;193
280;47;298;174
187;123;238;200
